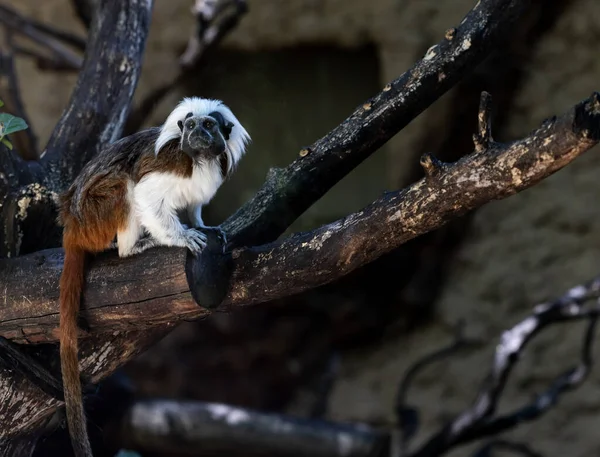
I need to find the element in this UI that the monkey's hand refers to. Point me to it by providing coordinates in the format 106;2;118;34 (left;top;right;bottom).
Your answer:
183;228;207;255
196;225;227;250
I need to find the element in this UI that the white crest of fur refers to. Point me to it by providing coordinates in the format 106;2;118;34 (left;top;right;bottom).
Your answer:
155;97;250;175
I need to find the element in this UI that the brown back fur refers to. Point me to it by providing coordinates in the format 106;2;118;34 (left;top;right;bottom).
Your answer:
57;128;188;457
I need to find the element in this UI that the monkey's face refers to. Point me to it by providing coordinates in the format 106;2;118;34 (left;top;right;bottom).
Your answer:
177;112;230;161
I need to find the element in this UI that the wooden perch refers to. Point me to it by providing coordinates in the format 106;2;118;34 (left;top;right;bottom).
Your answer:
2;92;599;344
113;399;388;457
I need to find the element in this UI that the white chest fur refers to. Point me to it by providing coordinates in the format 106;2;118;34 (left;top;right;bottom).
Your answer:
133;161;223;218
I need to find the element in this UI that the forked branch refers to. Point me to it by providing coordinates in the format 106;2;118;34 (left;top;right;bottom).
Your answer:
108;278;600;456
1;91;599;343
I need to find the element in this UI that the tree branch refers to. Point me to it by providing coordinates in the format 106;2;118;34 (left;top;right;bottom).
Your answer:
0;4;85;67
107;273;600;457
0;0;588;445
123;0;248;135
39;0;152;193
222;0;533;248
1;91;599;341
394;321;480;456
180;0;248;67
0;0;156;441
113;400;389;457
71;0;96;30
12;44;82;73
410;279;600;457
472;440;544;457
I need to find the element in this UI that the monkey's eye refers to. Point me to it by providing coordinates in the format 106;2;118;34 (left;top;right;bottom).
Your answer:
202;119;216;130
186;119;196;130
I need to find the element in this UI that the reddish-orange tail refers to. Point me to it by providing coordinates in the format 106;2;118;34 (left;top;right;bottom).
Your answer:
59;244;93;457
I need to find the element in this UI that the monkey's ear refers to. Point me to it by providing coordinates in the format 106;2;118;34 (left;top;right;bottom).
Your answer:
208;111;233;140
177;120;184;132
223;122;234;140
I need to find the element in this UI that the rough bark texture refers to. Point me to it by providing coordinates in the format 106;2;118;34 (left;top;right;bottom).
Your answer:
2;0;598;452
39;0;151;193
0;0;153;442
1;92;598;344
222;0;532;248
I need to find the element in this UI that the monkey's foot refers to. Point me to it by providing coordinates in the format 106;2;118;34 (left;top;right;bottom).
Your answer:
183;228;207;255
195;225;227;251
125;237;158;256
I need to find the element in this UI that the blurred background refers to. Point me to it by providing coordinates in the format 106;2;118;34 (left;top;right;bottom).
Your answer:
7;0;600;455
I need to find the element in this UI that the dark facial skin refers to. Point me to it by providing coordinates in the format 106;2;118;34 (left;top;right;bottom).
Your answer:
178;112;227;160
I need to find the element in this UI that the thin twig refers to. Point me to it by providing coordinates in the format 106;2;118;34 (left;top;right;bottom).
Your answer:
124;0;248;134
180;0;248;67
410;279;600;457
13;44;81;72
395;321;480;456
472;439;545;457
0;4;84;70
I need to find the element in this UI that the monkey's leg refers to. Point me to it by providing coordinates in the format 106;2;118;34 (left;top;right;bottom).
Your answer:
116;215;144;258
187;204;207;229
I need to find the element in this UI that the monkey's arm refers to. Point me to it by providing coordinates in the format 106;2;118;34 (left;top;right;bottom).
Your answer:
188;204;228;248
133;181;207;255
187;204;206;229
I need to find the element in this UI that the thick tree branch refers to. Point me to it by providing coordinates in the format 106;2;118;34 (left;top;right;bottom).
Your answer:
1;92;599;343
0;0;155;441
113;400;389;457
39;0;152;193
222;0;533;248
108;275;600;457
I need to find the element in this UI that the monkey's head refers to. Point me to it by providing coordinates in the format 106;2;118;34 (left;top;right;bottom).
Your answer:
177;111;232;159
155;97;251;176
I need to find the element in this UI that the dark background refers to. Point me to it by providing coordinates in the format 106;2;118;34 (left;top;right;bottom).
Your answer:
7;0;600;455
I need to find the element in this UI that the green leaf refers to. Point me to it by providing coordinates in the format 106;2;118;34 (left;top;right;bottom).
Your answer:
0;113;28;135
0;99;4;108
1;137;13;150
